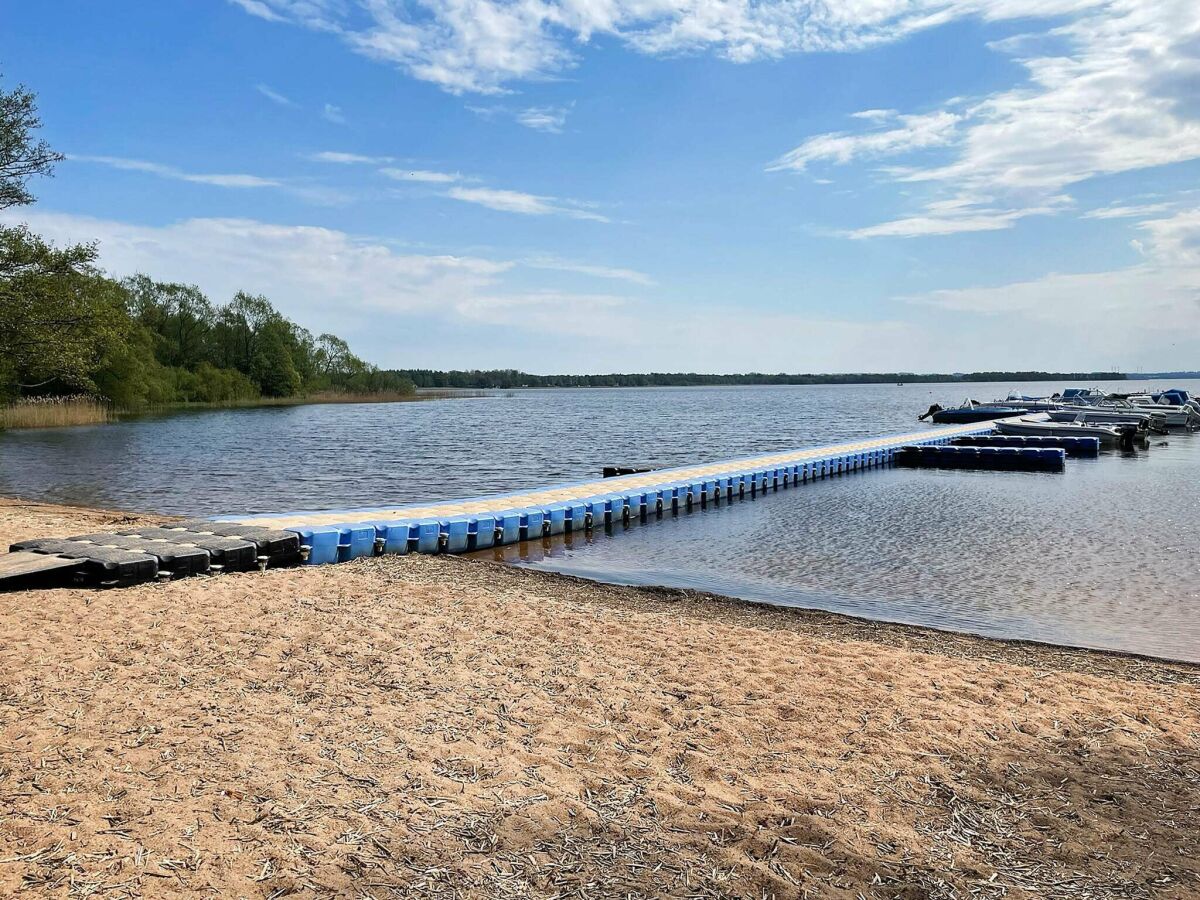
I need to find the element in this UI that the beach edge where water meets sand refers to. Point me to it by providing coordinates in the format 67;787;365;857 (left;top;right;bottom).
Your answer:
1;496;1198;899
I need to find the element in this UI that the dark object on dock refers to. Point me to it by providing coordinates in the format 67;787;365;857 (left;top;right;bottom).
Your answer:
950;434;1100;458
919;402;1025;424
1;521;305;590
173;521;302;565
68;533;211;576
116;526;260;571
894;444;1065;472
8;538;158;586
603;466;654;478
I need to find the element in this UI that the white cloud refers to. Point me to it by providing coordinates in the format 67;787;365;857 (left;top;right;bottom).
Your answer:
322;103;346;123
307;151;396;164
1;208;947;371
4;211;511;325
227;0;1108;95
515;106;569;133
850;108;898;121
230;0;287;23
846;194;1072;238
68;154;353;206
381;167;462;183
777;0;1200;239
1082;202;1176;220
468;103;571;132
769;111;962;172
454;291;632;337
70;155;281;189
255;83;298;107
447;186;610;221
522;256;655;285
907;206;1200;366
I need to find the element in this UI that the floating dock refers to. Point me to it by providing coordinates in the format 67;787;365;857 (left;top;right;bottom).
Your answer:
950;434;1101;457
2;418;1039;587
894;444;1066;472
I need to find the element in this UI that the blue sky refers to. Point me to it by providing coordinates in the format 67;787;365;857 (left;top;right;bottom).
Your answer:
3;0;1199;372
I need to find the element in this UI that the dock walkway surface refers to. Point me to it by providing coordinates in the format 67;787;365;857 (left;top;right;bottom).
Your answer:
215;419;996;564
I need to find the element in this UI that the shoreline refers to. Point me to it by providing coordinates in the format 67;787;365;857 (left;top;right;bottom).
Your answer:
1;498;1198;897
3;496;1198;676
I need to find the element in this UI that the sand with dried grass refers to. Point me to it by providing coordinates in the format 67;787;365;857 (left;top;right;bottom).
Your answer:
1;498;1198;898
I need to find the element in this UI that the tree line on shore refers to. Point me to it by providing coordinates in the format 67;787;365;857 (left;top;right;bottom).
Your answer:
0;79;412;407
394;369;1128;389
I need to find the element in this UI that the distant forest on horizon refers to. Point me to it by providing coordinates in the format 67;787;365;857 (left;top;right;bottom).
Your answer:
394;370;1132;389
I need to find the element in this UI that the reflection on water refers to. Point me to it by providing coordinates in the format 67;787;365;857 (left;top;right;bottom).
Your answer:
3;380;1199;661
484;431;1200;662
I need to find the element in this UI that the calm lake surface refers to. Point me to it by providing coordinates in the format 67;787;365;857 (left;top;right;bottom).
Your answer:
3;380;1198;661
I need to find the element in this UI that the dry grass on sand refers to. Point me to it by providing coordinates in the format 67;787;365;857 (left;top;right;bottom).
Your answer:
0;498;1198;898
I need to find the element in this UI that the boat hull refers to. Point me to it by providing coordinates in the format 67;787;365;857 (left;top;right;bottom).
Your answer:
931;407;1025;424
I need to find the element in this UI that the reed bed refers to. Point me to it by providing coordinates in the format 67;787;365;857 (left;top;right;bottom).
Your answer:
0;395;113;429
0;389;482;431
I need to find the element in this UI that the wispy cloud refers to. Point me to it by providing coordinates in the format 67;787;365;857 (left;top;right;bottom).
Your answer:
770;110;961;172
322;103;346;124
71;155;282;189
906;206;1200;366
447;186;609;222
69;154;352;205
20;206;1178;371
773;1;1200;240
1082;202;1176;220
229;0;1108;95
468;103;571;133
522;256;654;285
845;195;1072;238
307;151;395;164
255;83;297;107
230;0;286;23
3;210;513;330
515;106;569;133
381;167;462;184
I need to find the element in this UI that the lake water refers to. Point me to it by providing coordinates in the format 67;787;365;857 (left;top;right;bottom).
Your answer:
2;381;1198;661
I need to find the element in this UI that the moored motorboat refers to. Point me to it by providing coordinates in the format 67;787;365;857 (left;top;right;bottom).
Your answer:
1046;408;1167;434
919;400;1026;424
1123;403;1200;428
995;415;1136;448
990;392;1062;412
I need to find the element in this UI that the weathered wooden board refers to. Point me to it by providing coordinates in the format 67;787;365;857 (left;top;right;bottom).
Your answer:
0;551;84;582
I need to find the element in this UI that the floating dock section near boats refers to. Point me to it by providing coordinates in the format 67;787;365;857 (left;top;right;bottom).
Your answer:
3;418;1044;587
950;434;1101;457
894;444;1066;472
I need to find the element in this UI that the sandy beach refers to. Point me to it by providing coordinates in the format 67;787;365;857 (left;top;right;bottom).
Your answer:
1;497;1198;898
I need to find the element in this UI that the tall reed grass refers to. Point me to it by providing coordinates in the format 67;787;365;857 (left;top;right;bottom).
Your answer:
0;395;113;429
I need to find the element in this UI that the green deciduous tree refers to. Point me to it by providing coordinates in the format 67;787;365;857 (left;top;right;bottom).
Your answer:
251;325;302;397
0;79;62;211
0;226;126;396
0;78;408;408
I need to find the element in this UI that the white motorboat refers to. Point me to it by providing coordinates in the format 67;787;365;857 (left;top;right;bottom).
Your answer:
991;392;1062;412
995;415;1135;448
1123;403;1200;428
1108;388;1200;428
1046;407;1168;434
